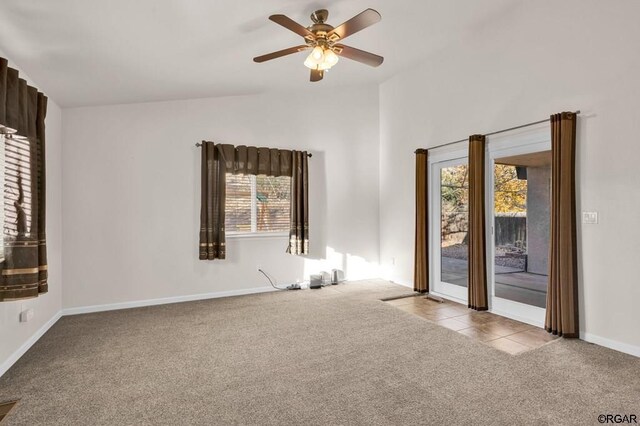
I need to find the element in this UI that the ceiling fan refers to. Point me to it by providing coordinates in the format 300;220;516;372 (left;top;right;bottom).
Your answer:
253;8;384;82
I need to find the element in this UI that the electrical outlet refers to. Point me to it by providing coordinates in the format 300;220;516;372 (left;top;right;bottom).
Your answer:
19;308;34;323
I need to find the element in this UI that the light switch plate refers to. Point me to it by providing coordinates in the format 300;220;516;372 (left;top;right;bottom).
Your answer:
582;212;598;224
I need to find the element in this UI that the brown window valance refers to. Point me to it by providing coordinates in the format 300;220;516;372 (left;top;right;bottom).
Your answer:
214;143;294;177
0;58;47;140
0;57;49;301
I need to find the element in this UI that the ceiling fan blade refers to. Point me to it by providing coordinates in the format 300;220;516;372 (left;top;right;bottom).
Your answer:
254;45;310;63
310;69;324;82
334;44;384;67
269;15;315;40
327;9;381;41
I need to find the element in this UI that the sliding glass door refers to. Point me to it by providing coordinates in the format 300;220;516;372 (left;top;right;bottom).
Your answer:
431;153;469;303
428;126;551;326
487;127;550;326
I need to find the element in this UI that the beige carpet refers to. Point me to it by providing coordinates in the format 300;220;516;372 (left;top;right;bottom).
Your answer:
0;280;638;425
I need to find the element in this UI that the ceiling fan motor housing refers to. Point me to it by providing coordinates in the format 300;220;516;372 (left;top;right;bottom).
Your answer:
310;9;329;24
308;9;337;47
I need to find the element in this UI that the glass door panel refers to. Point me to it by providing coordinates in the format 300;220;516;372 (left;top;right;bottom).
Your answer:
440;164;469;288
489;143;550;326
431;156;469;303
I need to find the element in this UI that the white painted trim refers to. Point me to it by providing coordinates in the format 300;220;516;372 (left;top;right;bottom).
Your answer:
485;121;550;150
226;232;288;240
581;332;640;358
428;146;468;163
62;286;277;316
489;307;544;329
389;279;413;289
428;290;466;306
429;156;469;303
485;130;551;324
0;310;62;378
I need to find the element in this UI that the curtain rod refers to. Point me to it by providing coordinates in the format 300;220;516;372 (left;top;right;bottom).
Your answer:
415;110;581;153
195;142;312;157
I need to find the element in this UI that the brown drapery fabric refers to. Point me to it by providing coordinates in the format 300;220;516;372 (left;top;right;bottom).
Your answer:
217;144;293;177
468;135;488;310
414;149;429;292
199;142;309;258
287;151;309;255
546;112;579;337
199;142;227;260
0;57;48;301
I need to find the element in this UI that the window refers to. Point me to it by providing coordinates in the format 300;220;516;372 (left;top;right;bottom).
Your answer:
225;173;290;235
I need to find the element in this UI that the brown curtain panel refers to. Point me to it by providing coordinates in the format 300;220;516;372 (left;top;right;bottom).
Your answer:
414;149;429;292
468;135;488;310
546;112;579;337
287;151;309;255
0;57;48;301
199;142;227;260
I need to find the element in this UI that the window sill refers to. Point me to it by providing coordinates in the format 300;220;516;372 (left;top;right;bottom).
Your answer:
226;232;289;240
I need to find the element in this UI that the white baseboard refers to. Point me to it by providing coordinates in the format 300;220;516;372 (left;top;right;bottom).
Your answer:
427;290;466;305
62;286;277;316
581;332;640;358
0;310;62;378
389;279;413;289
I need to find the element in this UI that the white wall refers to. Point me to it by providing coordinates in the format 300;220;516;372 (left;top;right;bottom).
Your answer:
62;86;380;309
0;51;63;374
379;1;640;350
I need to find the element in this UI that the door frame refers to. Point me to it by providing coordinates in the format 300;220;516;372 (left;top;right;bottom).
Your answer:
486;122;550;327
428;147;469;304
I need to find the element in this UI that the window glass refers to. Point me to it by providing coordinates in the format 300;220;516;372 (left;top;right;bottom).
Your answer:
225;173;290;234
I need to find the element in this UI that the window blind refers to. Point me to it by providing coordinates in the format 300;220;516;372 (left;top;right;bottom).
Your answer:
225;173;290;233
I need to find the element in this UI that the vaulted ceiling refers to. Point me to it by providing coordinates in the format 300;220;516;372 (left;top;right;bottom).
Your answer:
0;0;512;107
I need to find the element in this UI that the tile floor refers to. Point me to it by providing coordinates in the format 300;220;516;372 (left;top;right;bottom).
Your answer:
385;295;558;355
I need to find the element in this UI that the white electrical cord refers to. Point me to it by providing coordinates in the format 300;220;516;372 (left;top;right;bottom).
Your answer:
258;269;303;290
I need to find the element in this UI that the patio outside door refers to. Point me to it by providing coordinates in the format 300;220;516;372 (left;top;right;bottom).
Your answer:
430;152;469;304
487;126;550;326
428;125;551;326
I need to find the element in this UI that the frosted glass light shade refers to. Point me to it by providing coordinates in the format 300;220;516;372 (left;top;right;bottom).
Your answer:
304;55;317;69
323;49;339;67
304;47;339;71
310;46;324;61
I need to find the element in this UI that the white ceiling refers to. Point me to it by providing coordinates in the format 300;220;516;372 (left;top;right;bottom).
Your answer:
0;0;512;107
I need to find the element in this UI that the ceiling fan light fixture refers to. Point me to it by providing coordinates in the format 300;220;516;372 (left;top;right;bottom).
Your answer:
304;46;326;69
317;62;331;71
255;8;383;82
311;46;324;61
323;49;339;67
305;47;339;71
304;55;318;69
